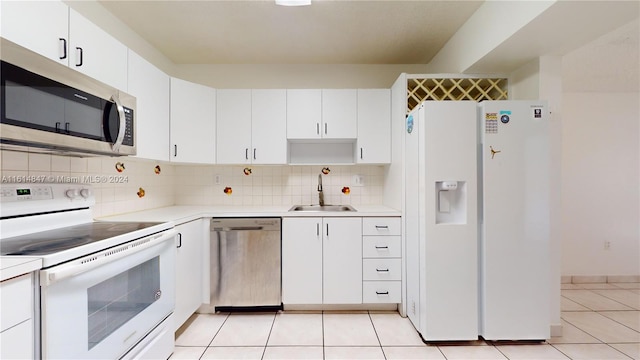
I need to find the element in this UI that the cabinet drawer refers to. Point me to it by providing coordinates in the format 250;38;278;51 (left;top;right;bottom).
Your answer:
363;259;401;281
363;236;401;258
1;274;32;332
0;319;33;359
363;281;401;303
363;217;401;236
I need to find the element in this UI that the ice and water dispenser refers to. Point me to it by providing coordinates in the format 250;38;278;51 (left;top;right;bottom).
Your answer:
435;181;467;224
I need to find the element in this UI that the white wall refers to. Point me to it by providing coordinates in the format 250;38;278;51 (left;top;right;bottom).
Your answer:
561;93;639;276
560;20;640;277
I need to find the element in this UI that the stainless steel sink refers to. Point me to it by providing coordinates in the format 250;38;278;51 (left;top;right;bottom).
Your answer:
289;204;357;212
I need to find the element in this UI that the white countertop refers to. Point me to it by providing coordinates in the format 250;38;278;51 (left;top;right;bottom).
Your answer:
0;257;42;281
0;205;399;279
99;205;401;225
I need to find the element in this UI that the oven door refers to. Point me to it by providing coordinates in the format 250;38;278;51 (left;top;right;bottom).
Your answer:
39;230;176;360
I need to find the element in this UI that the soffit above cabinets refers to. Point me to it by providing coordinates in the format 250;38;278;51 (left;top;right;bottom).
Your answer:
97;0;482;65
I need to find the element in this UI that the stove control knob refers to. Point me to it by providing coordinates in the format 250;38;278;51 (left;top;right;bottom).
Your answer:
80;189;91;198
65;189;79;199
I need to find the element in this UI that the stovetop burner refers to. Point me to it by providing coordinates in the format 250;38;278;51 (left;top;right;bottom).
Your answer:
0;221;163;256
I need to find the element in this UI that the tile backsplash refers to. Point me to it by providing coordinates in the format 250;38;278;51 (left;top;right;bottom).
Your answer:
0;150;175;218
0;150;384;217
173;164;384;207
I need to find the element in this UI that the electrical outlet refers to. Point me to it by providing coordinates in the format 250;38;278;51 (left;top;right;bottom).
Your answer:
352;174;364;187
604;241;611;250
214;174;222;185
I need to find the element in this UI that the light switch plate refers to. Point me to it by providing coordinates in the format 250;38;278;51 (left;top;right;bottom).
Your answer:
352;174;364;187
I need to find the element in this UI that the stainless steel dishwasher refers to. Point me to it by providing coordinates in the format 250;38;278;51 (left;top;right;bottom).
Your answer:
210;218;282;311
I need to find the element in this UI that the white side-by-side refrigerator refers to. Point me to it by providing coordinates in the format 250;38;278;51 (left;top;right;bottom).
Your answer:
478;100;550;340
405;101;479;341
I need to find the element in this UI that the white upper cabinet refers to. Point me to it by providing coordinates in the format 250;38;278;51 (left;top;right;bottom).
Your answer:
286;89;322;139
1;0;69;66
127;50;170;161
251;89;287;164
170;78;216;164
68;9;128;91
357;89;391;164
216;89;252;164
0;2;128;91
321;89;357;139
217;89;287;165
286;89;357;140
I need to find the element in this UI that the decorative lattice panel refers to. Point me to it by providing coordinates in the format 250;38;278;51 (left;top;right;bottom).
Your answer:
407;77;508;113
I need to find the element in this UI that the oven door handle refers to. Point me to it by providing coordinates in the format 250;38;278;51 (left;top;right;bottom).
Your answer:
40;229;177;286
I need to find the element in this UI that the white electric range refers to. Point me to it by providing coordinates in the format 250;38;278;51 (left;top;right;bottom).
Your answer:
0;183;177;360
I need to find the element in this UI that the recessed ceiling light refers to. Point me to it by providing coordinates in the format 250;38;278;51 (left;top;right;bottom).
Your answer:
275;0;311;6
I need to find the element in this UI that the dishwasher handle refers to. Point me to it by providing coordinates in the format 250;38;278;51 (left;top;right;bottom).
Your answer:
213;226;264;232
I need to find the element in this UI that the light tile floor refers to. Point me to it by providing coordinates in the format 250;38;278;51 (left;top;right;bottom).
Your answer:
171;283;640;359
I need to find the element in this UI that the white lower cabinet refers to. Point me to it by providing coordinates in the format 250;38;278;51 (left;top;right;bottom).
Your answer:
0;273;34;359
362;217;402;304
174;219;207;330
282;217;362;305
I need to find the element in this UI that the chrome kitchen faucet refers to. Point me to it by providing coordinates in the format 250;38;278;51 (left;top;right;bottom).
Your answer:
318;173;325;206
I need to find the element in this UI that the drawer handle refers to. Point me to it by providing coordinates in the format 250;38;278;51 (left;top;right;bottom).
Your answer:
376;268;389;272
376;291;389;295
375;225;389;229
375;246;389;249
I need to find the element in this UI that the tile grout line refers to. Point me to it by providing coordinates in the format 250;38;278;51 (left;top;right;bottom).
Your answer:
198;312;231;360
322;311;325;360
590;289;640;311
260;312;278;360
547;342;574;359
564;290;640;333
367;311;387;360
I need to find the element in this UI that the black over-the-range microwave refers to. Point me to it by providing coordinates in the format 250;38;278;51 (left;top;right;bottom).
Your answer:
0;57;136;156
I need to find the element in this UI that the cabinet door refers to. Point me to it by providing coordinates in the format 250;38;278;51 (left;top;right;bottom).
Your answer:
170;78;216;164
322;89;357;139
174;219;205;330
323;217;362;304
252;89;287;164
0;0;69;66
68;9;128;91
286;89;322;139
282;218;323;304
357;89;391;164
216;89;252;164
128;50;170;161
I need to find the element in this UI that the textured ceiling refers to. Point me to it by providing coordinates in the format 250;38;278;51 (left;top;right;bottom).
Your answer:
98;0;483;64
